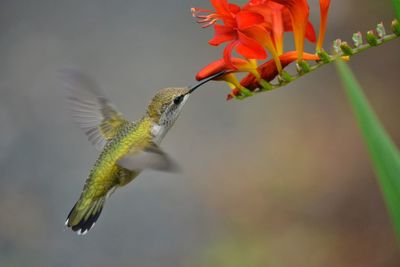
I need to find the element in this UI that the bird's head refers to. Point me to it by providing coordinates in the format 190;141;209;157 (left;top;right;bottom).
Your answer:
146;71;226;126
146;87;190;127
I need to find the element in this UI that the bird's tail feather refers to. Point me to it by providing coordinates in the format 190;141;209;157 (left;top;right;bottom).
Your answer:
65;196;106;235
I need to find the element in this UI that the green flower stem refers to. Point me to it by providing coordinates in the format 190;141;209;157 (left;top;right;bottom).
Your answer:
234;32;399;100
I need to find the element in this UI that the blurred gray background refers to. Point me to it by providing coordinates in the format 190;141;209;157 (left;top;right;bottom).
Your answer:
0;0;399;266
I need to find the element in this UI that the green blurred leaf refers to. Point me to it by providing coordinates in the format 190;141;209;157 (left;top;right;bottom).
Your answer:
393;0;400;20
336;60;400;241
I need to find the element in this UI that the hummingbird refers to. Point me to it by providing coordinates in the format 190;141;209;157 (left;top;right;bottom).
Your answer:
62;70;224;235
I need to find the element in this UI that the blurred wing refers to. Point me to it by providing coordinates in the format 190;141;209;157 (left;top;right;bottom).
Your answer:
62;70;128;151
117;142;180;172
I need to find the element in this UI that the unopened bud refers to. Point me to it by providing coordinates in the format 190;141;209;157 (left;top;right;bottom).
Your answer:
340;56;350;62
226;92;235;101
366;31;379;46
352;32;363;47
340;42;353;56
238;86;252;97
278;71;292;83
376;22;386;38
333;39;342;54
392;19;400;36
297;61;311;73
259;79;273;91
317;50;331;63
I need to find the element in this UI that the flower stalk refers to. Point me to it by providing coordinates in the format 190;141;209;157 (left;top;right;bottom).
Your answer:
231;21;400;100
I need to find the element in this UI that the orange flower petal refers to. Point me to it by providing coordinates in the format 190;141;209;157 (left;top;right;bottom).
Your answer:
241;25;282;72
306;21;316;43
271;5;284;55
273;0;310;61
210;0;231;15
195;58;252;81
235;11;265;29
208;25;236;46
223;41;240;69
246;0;269;6
228;4;241;13
317;0;331;50
236;31;267;59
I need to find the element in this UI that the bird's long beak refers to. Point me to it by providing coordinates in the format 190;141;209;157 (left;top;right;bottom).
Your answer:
186;71;227;95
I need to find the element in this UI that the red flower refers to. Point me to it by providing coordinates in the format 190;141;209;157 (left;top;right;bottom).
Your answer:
195;57;259;95
191;0;331;99
317;0;331;51
242;0;316;70
192;0;240;28
195;58;254;81
244;0;316;54
243;51;319;88
227;51;319;99
193;0;317;70
270;0;311;62
192;0;269;68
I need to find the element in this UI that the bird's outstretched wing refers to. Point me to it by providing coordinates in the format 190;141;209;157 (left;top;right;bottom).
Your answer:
117;142;180;172
62;70;128;151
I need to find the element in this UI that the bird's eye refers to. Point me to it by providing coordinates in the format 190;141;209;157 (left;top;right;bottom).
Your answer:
173;95;183;105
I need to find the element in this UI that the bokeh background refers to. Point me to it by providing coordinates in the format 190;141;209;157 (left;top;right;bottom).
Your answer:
0;0;399;266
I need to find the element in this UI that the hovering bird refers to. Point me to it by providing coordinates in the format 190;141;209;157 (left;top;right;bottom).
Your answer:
63;70;224;235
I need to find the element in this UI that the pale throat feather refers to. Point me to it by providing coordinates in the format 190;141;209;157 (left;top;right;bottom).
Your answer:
151;124;168;144
151;94;189;144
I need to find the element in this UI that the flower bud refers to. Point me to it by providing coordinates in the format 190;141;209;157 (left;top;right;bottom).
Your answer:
352;32;363;48
258;79;273;91
366;31;379;46
340;42;353;56
392;19;400;36
297;61;311;73
281;71;293;82
333;39;342;54
376;22;386;38
317;50;332;63
340;56;350;62
278;71;292;84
